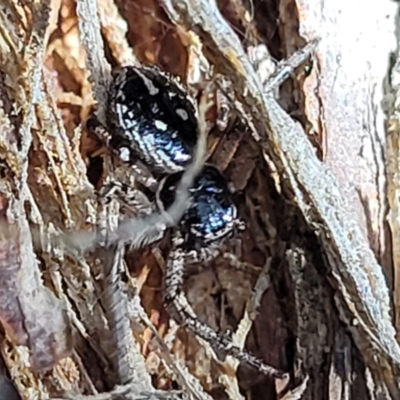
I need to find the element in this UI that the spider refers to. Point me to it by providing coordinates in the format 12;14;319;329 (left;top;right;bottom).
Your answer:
87;65;284;378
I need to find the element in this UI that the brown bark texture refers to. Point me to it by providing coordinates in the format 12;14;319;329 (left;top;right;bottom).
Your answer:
0;0;399;399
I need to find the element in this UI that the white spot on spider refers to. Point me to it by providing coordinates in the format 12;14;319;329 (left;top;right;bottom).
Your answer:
176;108;188;120
152;104;159;114
119;147;130;162
155;120;168;131
174;151;191;161
168;91;177;98
222;213;233;223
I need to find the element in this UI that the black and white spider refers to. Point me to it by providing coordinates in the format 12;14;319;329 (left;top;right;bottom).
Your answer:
88;65;284;378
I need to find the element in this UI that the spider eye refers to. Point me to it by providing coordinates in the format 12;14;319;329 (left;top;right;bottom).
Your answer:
156;165;242;249
106;66;199;173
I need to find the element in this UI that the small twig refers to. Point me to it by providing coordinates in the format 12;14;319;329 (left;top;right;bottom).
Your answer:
232;258;272;347
17;1;51;190
218;260;274;398
263;39;319;92
76;0;112;125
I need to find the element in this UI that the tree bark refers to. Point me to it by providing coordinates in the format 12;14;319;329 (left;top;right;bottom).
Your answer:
0;0;398;399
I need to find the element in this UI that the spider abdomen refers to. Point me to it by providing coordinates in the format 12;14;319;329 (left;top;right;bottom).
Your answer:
157;165;240;250
106;66;198;173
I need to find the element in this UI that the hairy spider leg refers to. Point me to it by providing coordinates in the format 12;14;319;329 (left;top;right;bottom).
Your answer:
86;114;158;190
163;242;285;378
99;181;153;216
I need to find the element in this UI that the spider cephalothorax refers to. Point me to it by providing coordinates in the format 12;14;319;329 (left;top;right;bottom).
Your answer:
106;65;198;174
156;165;242;252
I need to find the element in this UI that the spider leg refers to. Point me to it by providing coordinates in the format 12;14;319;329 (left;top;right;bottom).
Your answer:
163;246;285;378
85;114;157;190
99;181;153;216
97;180;169;250
98;180;167;251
